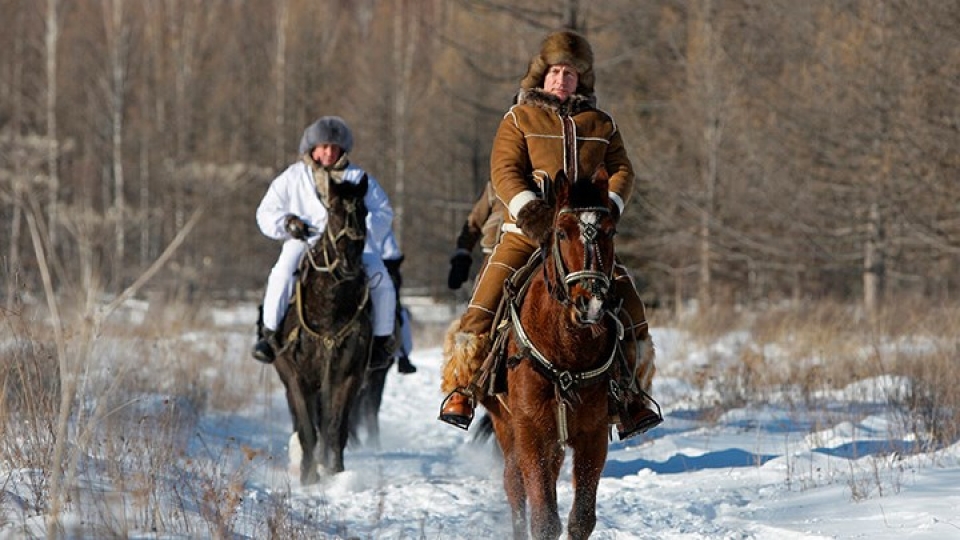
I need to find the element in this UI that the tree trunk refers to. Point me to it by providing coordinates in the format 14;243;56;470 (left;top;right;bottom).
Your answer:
108;0;127;279
863;201;884;316
274;0;288;168
46;0;60;247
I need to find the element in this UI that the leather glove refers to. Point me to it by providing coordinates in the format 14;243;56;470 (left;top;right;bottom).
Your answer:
516;199;554;244
284;214;309;240
447;252;473;290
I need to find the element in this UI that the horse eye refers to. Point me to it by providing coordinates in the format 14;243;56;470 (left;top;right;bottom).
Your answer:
556;230;567;240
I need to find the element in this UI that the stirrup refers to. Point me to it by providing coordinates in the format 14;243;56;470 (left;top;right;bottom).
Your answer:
438;389;475;431
616;395;663;441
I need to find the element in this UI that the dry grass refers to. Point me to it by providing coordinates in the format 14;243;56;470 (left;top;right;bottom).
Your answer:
674;297;960;449
0;302;326;538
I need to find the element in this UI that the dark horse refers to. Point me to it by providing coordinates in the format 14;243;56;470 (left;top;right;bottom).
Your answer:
271;175;372;485
481;168;622;539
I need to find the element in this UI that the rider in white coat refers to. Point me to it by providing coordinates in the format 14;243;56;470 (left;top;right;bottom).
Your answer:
253;116;396;365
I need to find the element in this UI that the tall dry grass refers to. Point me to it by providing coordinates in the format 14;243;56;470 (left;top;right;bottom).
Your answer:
669;297;960;452
0;301;342;538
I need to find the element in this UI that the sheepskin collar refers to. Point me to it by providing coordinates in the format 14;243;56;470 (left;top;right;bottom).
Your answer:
517;88;597;115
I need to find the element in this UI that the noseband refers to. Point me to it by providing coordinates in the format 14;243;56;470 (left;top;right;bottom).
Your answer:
546;206;615;321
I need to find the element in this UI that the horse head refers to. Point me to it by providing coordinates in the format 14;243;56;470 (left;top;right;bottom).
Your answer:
314;175;368;279
547;167;617;326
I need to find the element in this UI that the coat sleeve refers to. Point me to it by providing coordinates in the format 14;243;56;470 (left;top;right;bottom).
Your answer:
362;172;395;255
605;123;635;211
256;166;294;240
490;110;537;220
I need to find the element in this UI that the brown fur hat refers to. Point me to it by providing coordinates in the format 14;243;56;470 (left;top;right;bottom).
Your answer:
520;30;595;96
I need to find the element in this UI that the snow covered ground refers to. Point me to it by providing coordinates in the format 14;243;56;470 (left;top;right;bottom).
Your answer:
4;312;960;539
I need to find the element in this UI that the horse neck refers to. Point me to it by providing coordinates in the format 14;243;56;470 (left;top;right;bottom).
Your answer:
302;242;365;322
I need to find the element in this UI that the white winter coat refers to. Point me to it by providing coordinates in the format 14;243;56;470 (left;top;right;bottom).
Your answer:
256;160;394;256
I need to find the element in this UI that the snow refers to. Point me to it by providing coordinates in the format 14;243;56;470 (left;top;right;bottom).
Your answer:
4;309;960;539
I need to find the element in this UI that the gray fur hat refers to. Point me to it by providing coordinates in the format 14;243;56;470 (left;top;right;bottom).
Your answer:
520;30;595;97
298;116;354;155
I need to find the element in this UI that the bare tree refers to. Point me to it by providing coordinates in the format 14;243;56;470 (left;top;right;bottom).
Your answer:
44;0;60;247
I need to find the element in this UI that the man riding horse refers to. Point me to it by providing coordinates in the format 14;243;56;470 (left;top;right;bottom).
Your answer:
439;30;662;440
253;116;396;369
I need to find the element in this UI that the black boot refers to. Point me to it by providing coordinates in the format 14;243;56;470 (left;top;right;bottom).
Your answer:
370;335;395;370
616;392;663;441
252;329;277;364
396;353;417;374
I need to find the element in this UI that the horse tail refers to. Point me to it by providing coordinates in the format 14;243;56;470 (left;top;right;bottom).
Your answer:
471;413;496;444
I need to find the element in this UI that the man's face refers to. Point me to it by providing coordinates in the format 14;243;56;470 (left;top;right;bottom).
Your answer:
311;143;342;167
543;64;579;101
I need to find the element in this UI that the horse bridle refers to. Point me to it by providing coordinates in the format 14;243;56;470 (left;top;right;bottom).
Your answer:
546;205;615;323
304;198;366;282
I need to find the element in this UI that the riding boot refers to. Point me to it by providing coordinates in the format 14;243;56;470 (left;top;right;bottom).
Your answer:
616;391;663;441
612;336;663;440
439;390;475;430
438;320;490;430
252;329;277;364
396;353;417;374
370;335;396;370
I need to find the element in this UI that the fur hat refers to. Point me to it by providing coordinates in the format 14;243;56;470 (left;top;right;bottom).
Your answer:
298;116;354;155
520;30;595;96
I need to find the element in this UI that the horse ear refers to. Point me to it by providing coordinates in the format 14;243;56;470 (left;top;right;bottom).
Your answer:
359;174;369;195
591;165;609;194
554;169;570;207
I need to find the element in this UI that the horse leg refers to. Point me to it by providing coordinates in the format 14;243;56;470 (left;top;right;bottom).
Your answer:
517;431;563;540
364;367;387;449
325;375;361;473
286;380;320;485
566;433;607;540
504;453;529;539
492;416;528;539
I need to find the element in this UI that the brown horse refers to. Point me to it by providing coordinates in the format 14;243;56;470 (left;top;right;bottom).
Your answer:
271;175;373;485
481;169;623;539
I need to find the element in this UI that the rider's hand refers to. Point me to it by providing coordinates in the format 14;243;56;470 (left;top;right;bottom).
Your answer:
516;199;553;244
447;251;472;290
284;214;310;240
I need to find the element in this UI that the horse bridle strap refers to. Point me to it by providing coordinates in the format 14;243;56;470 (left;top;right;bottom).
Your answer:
549;206;614;307
507;298;616;395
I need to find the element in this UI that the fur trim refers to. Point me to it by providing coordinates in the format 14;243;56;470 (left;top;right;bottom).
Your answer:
520;30;595;96
440;319;491;393
517;88;596;114
299;116;354;154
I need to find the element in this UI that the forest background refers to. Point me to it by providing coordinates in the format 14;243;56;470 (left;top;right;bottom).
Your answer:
2;0;959;316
